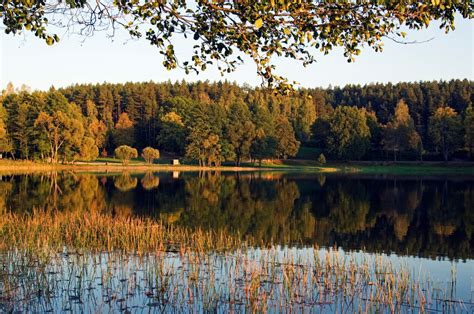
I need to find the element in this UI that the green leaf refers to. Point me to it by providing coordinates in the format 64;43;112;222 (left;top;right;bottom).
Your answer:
255;18;263;29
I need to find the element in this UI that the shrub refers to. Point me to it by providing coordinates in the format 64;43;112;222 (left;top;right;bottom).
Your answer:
114;145;138;165
141;147;160;164
317;153;326;165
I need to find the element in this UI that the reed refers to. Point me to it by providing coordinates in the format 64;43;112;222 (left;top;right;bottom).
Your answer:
0;210;468;313
0;209;251;253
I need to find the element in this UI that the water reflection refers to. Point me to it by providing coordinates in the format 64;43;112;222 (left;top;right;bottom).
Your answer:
1;172;472;259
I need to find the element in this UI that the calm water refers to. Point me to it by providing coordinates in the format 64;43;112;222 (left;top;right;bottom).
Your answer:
1;171;473;311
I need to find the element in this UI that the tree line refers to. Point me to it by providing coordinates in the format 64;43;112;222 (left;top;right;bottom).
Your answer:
0;79;472;163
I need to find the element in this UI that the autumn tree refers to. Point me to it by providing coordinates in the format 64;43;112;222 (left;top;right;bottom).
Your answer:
114;173;138;191
141;147;160;164
382;100;421;161
429;106;462;161
85;100;108;149
88;118;108;149
328;106;371;160
79;137;99;161
141;172;160;190
113;112;135;147
114;145;138;165
2;1;471;92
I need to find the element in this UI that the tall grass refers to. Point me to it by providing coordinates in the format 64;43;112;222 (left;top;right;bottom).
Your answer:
0;209;247;253
0;210;468;313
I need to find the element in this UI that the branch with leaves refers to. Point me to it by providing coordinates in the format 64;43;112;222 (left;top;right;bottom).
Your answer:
1;0;472;92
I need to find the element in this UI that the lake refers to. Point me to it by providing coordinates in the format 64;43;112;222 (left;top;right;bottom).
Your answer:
0;171;473;312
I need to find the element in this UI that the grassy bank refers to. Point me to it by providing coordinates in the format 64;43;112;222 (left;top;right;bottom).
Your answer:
0;159;473;175
248;159;474;175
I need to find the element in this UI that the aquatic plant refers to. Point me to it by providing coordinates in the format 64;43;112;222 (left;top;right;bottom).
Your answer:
0;210;469;312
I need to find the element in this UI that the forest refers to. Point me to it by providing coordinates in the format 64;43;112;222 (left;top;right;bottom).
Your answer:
0;79;472;164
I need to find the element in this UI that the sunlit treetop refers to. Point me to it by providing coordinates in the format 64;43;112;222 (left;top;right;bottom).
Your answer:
1;0;472;93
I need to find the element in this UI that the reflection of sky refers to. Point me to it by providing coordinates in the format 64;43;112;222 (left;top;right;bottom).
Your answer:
13;247;471;312
262;246;474;303
1;14;472;90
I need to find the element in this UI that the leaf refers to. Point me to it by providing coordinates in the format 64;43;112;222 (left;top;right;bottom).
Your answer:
255;18;263;29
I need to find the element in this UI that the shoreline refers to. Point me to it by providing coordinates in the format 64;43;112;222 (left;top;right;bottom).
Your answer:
0;159;473;175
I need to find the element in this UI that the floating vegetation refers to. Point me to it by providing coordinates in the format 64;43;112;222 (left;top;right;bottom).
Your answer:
0;211;471;312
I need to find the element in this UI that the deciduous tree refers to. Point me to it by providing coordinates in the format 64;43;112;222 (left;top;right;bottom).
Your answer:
156;111;187;155
141;147;160;164
382;100;421;161
429;106;462;161
327;106;371;160
114;145;138;165
274;115;300;159
2;1;471;91
34;105;85;163
79;137;99;161
0;103;12;155
226;101;256;165
113;112;135;147
464;104;474;158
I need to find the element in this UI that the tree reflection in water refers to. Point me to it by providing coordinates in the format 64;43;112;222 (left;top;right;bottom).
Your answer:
0;171;472;259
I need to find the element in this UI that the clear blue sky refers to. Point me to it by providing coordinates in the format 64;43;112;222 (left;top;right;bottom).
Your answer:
1;16;472;91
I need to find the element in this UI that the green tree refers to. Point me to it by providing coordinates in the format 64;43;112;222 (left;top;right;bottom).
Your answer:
8;100;33;159
327;106;371;160
464;104;474;158
429;106;462;161
364;109;382;156
141;147;160;164
156;111;187;155
382;100;421;161
114;145;138;165
250;129;277;166
226;101;256;165
34;105;85;163
2;1;471;91
311;117;331;150
274;115;300;159
0;103;12;156
186;131;222;167
295;96;317;141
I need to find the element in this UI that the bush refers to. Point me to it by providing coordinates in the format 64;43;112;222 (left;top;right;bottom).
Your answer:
317;153;326;165
114;145;138;165
141;147;160;164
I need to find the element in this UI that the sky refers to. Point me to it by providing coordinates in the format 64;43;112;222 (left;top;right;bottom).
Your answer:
1;15;473;91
